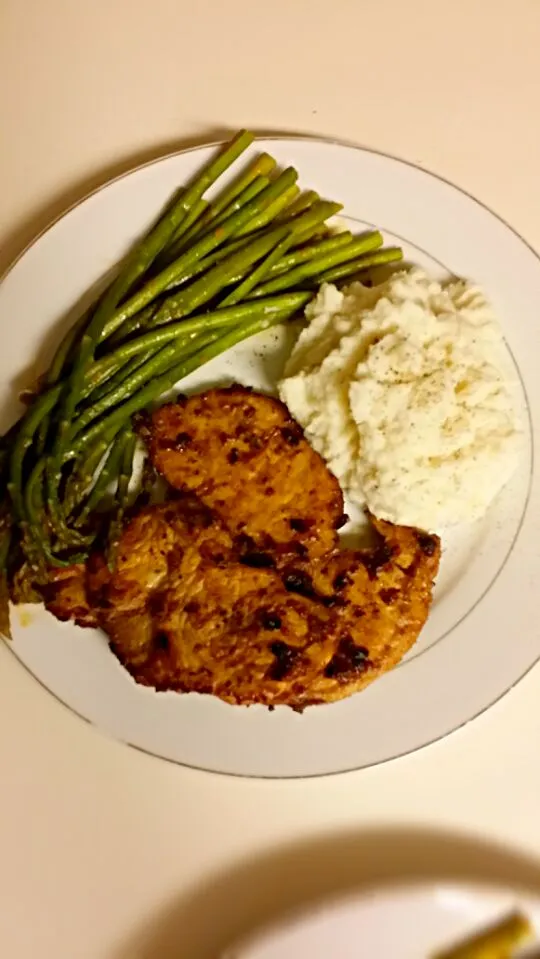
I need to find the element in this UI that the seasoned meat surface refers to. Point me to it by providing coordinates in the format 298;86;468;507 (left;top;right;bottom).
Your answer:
38;389;441;709
41;564;98;629
147;386;345;565
85;500;441;708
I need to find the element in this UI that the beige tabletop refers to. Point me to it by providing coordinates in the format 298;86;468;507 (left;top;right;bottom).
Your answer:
2;1;540;957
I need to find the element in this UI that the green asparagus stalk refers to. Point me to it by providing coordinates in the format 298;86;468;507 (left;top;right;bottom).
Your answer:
83;350;157;407
106;430;137;568
35;313;88;455
276;189;320;221
46;131;255;536
101;167;299;340
74;430;131;528
173;152;276;249
266;232;354;279
197;176;271;234
105;302;158;348
168;197;208;244
56;130;255;439
313;246;403;284
8;383;63;522
234;185;301;236
70;328;225;442
148;223;292;326
216;232;355;289
219;231;294;307
248;231;383;297
67;306;309;462
161;174;271;267
88;294;308;390
145;201;340;328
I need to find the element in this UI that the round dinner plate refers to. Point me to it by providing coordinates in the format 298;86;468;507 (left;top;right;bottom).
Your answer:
1;136;538;777
224;881;540;958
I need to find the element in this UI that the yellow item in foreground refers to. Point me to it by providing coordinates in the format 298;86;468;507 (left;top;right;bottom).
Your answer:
431;910;532;958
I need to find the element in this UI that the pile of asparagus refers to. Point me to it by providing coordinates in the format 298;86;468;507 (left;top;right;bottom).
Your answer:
0;129;402;609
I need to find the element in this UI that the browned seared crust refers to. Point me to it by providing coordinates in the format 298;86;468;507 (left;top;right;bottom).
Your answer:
147;386;345;565
40;564;99;629
85;500;440;709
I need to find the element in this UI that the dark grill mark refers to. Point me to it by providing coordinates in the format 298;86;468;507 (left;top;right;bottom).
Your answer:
260;611;282;630
240;551;275;569
321;594;346;609
154;632;169;651
237;532;256;551
148;593;167;616
379;587;399;605
235;428;263;449
167;546;184;572
361;543;393;580
283;569;316;599
268;641;299;681
324;637;369;678
280;425;303;446
416;532;438;556
175;431;192;450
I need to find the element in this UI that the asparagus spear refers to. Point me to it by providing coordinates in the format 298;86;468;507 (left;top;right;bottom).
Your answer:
248;231;383;297
219;231;294;307
312;246;403;284
70;328;226;441
234;185;301;236
101;167;299;339
168;197;208;244
88;294;308;389
431;910;532;958
162;214;331;297
198;176;272;234
35;313;88;455
46;131;255;535
218;232;355;289
148;223;292;326
8;383;63;522
62;440;112;517
84;350;157;407
67;306;307;462
74;430;132;528
276;189;320;220
145;201;340;328
106;430;137;568
266;232;354;279
176;151;277;246
161;174;271;267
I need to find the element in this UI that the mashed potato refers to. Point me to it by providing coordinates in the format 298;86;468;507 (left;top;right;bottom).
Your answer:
278;269;522;531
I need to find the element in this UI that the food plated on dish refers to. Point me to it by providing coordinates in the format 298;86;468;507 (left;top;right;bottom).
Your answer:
0;130;523;714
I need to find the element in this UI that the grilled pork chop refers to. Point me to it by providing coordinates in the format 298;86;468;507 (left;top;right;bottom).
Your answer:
83;499;440;709
40;564;98;629
146;386;346;565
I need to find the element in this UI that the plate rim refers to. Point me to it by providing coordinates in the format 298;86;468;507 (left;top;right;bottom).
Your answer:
226;878;540;957
1;133;539;778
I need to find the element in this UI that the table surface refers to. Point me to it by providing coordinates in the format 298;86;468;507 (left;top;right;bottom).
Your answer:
2;2;540;956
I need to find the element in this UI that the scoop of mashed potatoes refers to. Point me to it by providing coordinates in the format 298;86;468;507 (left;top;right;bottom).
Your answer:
278;269;522;531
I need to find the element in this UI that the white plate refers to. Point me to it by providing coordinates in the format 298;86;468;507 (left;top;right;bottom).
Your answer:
225;882;540;958
1;136;538;777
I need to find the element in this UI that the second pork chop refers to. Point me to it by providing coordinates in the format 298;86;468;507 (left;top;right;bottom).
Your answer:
146;386;346;566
